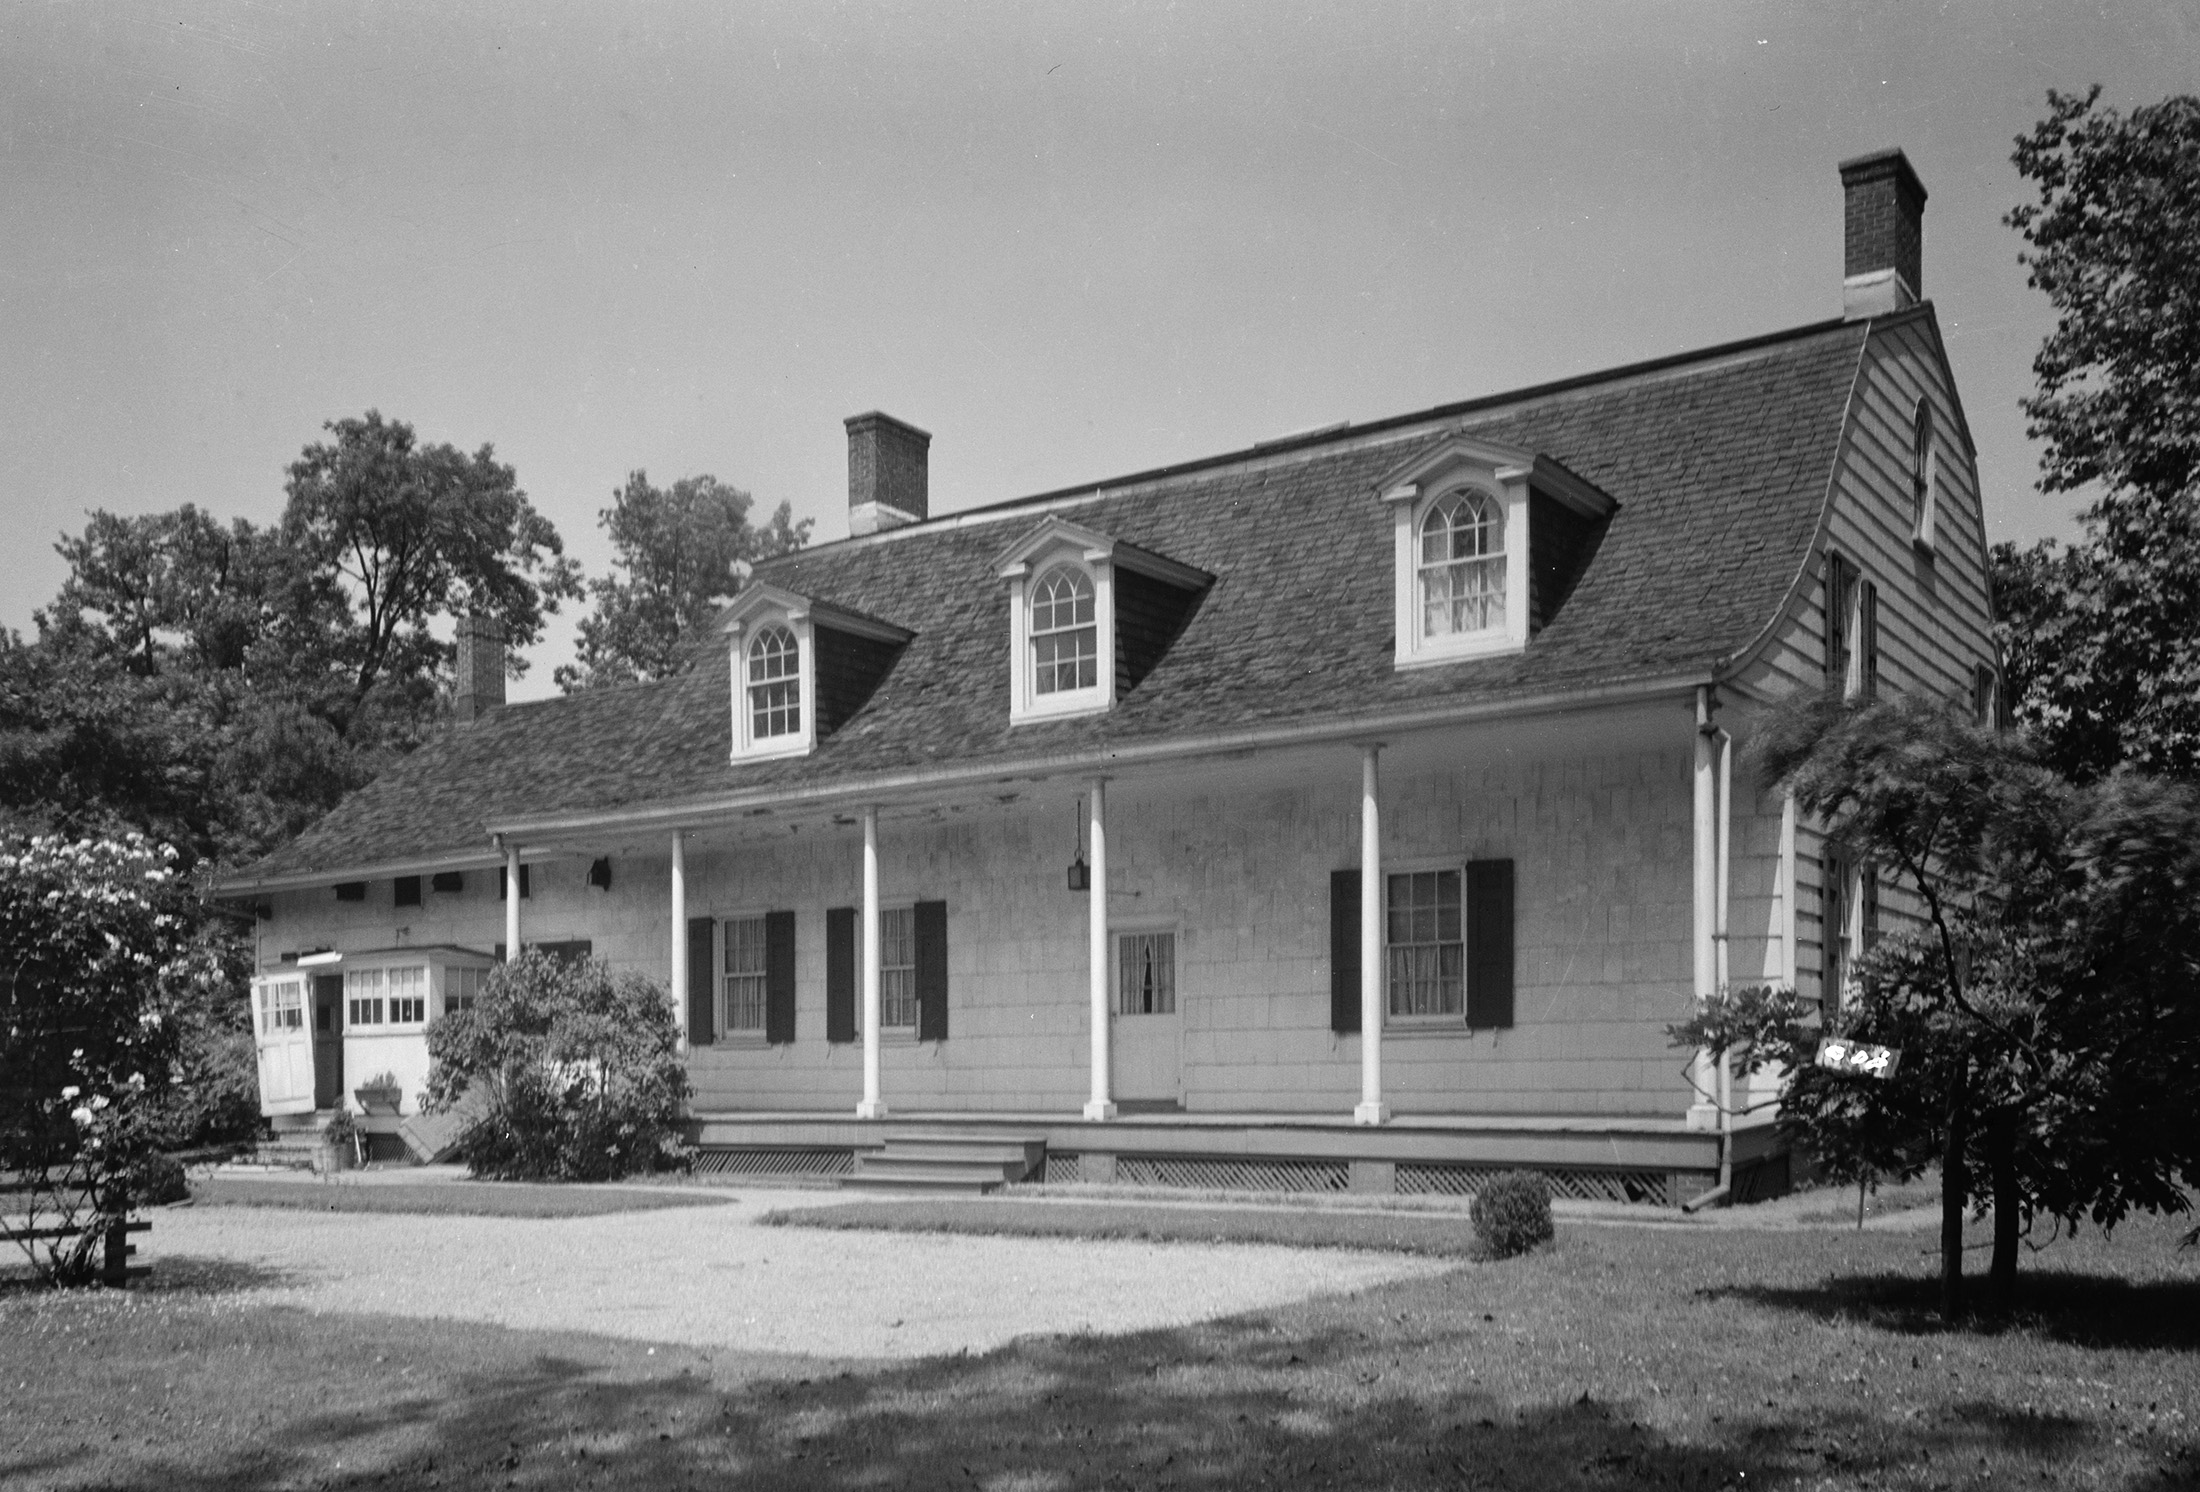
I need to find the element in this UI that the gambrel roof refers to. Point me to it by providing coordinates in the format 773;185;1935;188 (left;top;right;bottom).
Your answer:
230;309;1889;887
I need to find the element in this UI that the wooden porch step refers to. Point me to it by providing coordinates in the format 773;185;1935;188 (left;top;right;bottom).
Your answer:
840;1131;1045;1195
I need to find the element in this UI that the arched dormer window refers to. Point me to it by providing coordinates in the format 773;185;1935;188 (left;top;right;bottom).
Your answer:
1030;566;1098;695
1418;490;1505;638
747;625;801;738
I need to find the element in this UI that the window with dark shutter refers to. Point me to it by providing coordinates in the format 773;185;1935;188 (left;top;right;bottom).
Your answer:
1329;868;1360;1034
764;910;797;1045
1825;553;1854;694
1822;846;1853;1015
394;875;421;908
1860;581;1881;701
915;900;949;1042
499;865;530;899
1464;859;1515;1029
825;906;856;1044
686;917;715;1046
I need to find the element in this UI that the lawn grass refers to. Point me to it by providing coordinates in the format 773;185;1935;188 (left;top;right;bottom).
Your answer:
3;1206;2195;1489
764;1196;1490;1256
185;1177;738;1219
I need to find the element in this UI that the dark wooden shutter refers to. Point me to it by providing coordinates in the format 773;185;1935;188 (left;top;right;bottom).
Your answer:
686;917;715;1047
825;906;856;1044
1860;861;1881;952
1822;847;1851;1013
1860;581;1881;701
1465;859;1515;1029
915;900;949;1042
1825;553;1852;693
1329;869;1361;1034
764;909;796;1045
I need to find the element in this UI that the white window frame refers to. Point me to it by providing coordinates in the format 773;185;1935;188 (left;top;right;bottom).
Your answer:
1382;861;1467;1026
878;903;919;1030
745;624;805;744
441;963;491;1019
1114;926;1179;1016
725;608;817;762
719;911;772;1039
345;963;430;1032
1005;548;1115;724
256;975;306;1036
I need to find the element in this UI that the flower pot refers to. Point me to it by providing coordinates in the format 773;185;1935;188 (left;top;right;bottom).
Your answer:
354;1086;402;1117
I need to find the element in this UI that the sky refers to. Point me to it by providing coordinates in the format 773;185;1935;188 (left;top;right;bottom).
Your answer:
4;1;2195;700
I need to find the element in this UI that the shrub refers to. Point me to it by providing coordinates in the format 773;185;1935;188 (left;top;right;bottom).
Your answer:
424;949;690;1182
115;1153;189;1207
1471;1171;1555;1259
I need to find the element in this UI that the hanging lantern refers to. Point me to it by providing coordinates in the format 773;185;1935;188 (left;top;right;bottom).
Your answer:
1067;796;1090;892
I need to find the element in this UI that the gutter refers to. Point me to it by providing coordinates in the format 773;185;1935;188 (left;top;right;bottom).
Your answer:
213;847;510;899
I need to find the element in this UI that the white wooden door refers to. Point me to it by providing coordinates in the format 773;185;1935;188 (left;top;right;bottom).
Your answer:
1111;931;1182;1106
252;976;316;1116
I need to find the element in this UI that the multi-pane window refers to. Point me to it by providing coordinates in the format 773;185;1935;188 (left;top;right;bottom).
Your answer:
879;907;918;1026
748;626;801;739
1030;567;1097;694
444;965;484;1017
1118;932;1176;1015
722;916;769;1032
1419;491;1505;638
1387;869;1464;1017
1911;398;1937;544
257;978;304;1034
1822;851;1878;1014
345;966;426;1026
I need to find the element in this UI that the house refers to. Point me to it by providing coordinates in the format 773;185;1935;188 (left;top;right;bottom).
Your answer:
222;149;1996;1200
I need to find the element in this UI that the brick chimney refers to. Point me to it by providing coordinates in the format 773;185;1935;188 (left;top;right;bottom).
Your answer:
1839;148;1926;320
846;411;931;537
454;611;505;723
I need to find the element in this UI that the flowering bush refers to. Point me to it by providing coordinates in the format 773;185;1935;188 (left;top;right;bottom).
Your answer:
0;833;212;1282
424;949;689;1181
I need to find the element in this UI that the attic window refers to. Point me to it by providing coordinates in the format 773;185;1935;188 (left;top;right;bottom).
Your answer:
1378;438;1616;670
748;626;802;738
1419;490;1506;637
1031;567;1099;695
1911;398;1938;551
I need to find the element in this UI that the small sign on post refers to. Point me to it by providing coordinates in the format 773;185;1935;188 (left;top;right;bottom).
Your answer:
1817;1037;1901;1080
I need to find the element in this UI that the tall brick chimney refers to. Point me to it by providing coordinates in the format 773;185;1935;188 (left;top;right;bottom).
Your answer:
845;411;931;537
454;611;506;724
1839;148;1926;321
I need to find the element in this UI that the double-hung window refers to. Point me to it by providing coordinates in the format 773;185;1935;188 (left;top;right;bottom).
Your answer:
1418;492;1505;639
748;626;801;739
345;965;427;1027
722;915;770;1034
257;977;305;1035
346;967;385;1027
879;907;918;1027
444;965;484;1017
1030;567;1097;695
1387;869;1464;1018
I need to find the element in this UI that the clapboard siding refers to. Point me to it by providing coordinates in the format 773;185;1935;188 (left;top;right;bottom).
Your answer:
813;626;906;739
1114;567;1206;698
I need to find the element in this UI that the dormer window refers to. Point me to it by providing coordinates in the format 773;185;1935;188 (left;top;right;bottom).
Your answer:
1032;567;1099;694
747;626;802;738
1419;490;1506;638
995;517;1211;726
1378;437;1616;670
721;583;912;762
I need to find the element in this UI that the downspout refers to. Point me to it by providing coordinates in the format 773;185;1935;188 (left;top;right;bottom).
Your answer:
1683;685;1736;1212
1715;726;1734;1196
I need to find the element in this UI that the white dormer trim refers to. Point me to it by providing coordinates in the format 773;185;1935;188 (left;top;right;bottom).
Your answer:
1374;438;1617;671
721;585;816;761
997;520;1115;724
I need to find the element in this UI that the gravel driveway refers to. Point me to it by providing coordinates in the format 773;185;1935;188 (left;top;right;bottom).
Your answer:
153;1187;1448;1359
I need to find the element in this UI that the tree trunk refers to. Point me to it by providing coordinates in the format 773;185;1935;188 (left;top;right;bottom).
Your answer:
1941;1062;1969;1323
1989;1108;2021;1316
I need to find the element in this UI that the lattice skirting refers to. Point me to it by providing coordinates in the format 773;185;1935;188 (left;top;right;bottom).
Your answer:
692;1146;854;1179
1043;1153;1350;1193
1396;1162;1676;1208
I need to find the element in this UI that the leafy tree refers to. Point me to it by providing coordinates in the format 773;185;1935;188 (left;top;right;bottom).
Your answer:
557;470;809;691
0;833;220;1282
424;949;689;1180
1677;695;2200;1320
283;410;582;740
1995;88;2200;781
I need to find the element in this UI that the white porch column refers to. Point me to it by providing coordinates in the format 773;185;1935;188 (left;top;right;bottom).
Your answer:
1083;779;1116;1121
504;844;521;962
669;831;688;1052
1688;686;1720;1130
1354;745;1390;1126
856;806;888;1119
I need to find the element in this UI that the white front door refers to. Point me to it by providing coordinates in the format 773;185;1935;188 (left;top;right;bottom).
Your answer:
1111;930;1182;1107
252;976;316;1116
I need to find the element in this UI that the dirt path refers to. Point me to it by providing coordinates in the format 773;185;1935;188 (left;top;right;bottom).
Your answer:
150;1187;1449;1359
